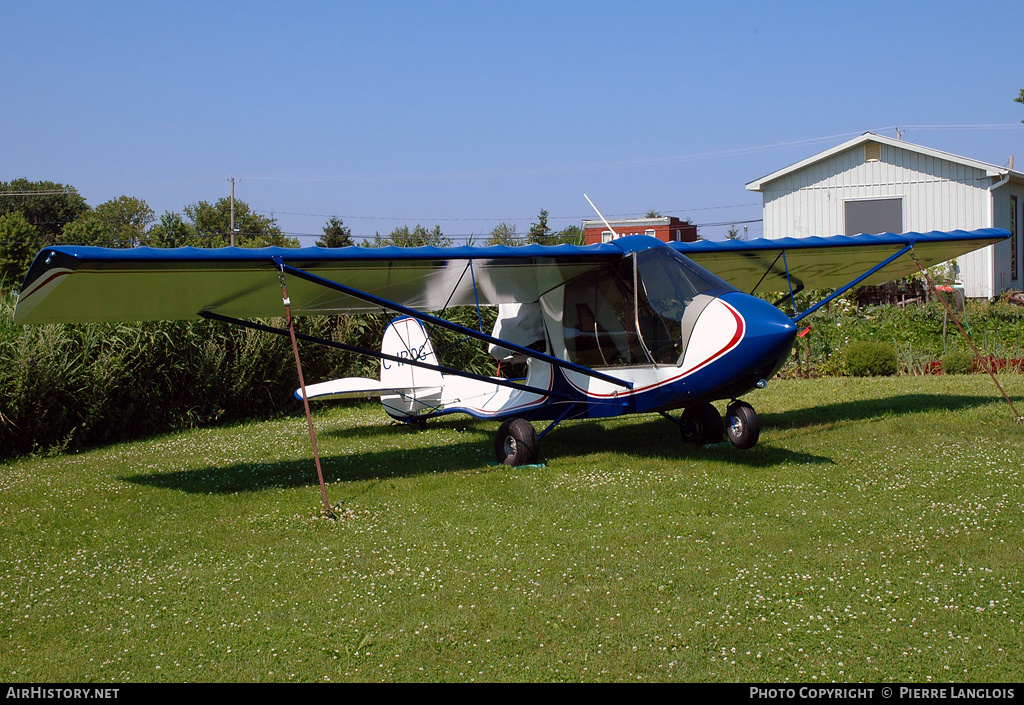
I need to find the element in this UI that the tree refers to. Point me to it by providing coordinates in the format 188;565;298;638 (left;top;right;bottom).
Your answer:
183;197;296;248
60;213;107;246
1017;89;1024;123
726;225;740;240
0;211;39;287
366;224;451;248
486;222;521;246
645;210;663;218
317;216;354;247
527;209;551;245
144;211;198;248
553;224;585;245
60;196;155;247
92;196;154;247
0;179;88;246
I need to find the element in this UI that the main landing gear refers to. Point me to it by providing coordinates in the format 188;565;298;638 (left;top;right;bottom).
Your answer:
495;398;762;466
680;402;723;446
677;400;760;450
495;417;540;466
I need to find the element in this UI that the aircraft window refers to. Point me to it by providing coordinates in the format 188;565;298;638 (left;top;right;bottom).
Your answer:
563;249;737;368
638;247;737;301
563;263;646;367
635;248;739;365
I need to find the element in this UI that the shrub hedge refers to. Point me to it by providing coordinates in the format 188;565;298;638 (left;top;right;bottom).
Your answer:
844;340;898;377
941;349;976;375
0;289;496;458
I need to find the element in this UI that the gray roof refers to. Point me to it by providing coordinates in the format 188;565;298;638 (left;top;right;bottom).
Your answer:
745;132;1023;192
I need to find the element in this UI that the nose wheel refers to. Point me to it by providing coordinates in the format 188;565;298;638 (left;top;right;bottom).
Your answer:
725;400;759;450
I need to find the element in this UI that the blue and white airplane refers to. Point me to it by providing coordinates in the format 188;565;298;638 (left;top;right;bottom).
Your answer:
13;214;1007;466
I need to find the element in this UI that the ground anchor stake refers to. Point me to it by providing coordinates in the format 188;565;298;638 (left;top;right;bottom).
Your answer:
913;254;1022;423
278;264;334;517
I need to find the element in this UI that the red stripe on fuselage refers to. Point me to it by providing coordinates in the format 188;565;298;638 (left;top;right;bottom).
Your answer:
565;299;746;399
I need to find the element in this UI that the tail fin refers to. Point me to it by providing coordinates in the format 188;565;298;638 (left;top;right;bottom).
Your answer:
380;316;444;418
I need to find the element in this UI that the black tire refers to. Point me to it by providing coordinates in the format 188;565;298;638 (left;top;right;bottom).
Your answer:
680;403;724;446
495;418;539;465
725;401;760;450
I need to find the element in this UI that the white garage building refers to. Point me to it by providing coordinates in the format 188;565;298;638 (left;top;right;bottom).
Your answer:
745;132;1024;298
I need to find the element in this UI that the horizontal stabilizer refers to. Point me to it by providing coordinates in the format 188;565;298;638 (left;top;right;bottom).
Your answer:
295;377;437;401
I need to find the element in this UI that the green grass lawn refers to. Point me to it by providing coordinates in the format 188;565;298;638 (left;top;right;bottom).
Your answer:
2;375;1024;683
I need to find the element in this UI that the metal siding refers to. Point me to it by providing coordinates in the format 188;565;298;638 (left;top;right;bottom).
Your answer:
757;142;1008;295
991;186;1013;293
766;146;993;235
1016;185;1024;285
959;248;990;298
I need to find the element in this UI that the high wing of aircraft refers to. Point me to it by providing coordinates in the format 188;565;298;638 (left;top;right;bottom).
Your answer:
13;227;1009;467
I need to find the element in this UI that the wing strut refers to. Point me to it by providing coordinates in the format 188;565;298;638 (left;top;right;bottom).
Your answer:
749;250;784;294
781;250;799;316
198;311;573;402
274;259;633;390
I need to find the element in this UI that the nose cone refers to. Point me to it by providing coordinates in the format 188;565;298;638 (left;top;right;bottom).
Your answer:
718;292;797;395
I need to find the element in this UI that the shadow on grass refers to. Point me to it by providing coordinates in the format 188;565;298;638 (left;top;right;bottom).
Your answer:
757;392;997;431
123;391;995;494
123;414;833;494
122;418;489;494
544;419;836;467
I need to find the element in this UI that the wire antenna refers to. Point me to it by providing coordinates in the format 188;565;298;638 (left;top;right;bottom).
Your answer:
584;194;619;239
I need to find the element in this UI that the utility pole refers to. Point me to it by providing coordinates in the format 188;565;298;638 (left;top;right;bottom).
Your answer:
229;177;236;247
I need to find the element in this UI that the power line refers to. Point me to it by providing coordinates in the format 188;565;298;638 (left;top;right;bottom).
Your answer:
281;217;765;240
690;218;763;229
898;123;1024;131
233;130;885;184
232;124;1023;185
235;136;859;183
255;202;763;224
0;189;78;197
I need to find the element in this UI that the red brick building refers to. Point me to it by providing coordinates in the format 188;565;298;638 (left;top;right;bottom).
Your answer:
582;216;698;245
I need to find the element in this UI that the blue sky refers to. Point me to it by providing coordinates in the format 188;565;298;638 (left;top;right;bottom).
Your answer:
3;1;1023;243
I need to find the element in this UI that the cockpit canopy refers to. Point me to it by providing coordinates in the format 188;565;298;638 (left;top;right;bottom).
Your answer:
562;246;736;367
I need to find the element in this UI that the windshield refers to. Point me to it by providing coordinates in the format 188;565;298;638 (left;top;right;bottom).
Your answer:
637;247;737;309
